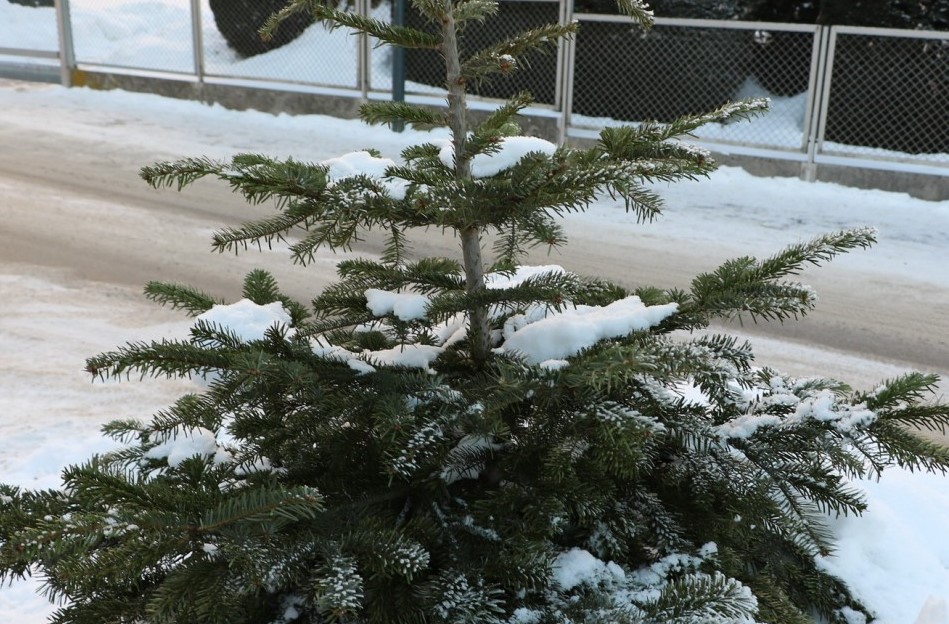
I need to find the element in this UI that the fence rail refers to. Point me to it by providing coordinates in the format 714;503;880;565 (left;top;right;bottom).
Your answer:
2;0;947;178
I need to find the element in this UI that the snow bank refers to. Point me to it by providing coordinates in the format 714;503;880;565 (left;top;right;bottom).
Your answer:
819;468;949;624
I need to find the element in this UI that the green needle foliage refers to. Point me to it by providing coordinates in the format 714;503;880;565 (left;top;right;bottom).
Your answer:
2;1;948;623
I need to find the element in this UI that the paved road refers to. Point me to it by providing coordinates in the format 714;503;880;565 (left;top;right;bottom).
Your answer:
1;85;946;396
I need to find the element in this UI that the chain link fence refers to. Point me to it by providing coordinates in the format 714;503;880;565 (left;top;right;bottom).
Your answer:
567;16;822;154
3;0;947;174
0;0;61;79
572;19;749;121
201;0;361;87
1;0;58;52
820;27;949;163
65;0;195;72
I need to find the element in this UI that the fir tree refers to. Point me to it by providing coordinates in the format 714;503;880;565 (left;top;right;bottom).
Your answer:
2;2;948;623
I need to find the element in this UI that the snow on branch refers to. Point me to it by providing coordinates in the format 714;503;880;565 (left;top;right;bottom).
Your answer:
196;299;295;342
321;150;409;200
437;136;557;178
496;297;678;365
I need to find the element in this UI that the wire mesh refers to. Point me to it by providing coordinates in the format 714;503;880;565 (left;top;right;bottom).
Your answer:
67;0;195;72
201;0;360;88
822;30;949;163
11;0;946;174
386;0;560;104
1;0;60;53
570;18;820;152
0;0;61;79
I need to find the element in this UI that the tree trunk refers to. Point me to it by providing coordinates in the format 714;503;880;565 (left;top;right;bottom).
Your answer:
440;0;491;364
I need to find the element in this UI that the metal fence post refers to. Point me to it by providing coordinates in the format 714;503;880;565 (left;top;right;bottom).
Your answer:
54;0;75;87
800;25;830;182
357;0;370;98
190;0;205;83
813;27;839;175
557;0;575;146
391;0;406;132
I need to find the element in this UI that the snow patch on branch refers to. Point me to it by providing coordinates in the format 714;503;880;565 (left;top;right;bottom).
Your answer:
552;548;625;591
715;413;784;440
438;136;557;178
311;340;443;373
144;427;231;467
547;544;757;621
485;264;566;289
672;141;712;160
496;297;678;364
367;344;443;369
797;390;876;431
317;265;678;371
715;376;878;440
197;298;294;342
321;150;409;200
314;266;582;372
709;98;771;122
365;288;430;321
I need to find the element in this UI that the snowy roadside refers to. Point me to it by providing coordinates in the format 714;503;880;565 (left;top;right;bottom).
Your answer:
1;81;945;377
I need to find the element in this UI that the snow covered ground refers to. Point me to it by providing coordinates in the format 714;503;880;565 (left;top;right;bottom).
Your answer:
0;78;947;624
1;1;949;621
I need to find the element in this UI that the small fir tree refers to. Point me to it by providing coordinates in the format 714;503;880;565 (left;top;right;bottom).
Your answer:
2;2;948;623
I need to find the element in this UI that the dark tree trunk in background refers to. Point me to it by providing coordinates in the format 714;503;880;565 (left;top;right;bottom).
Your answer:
7;0;54;7
816;0;892;25
208;0;313;58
